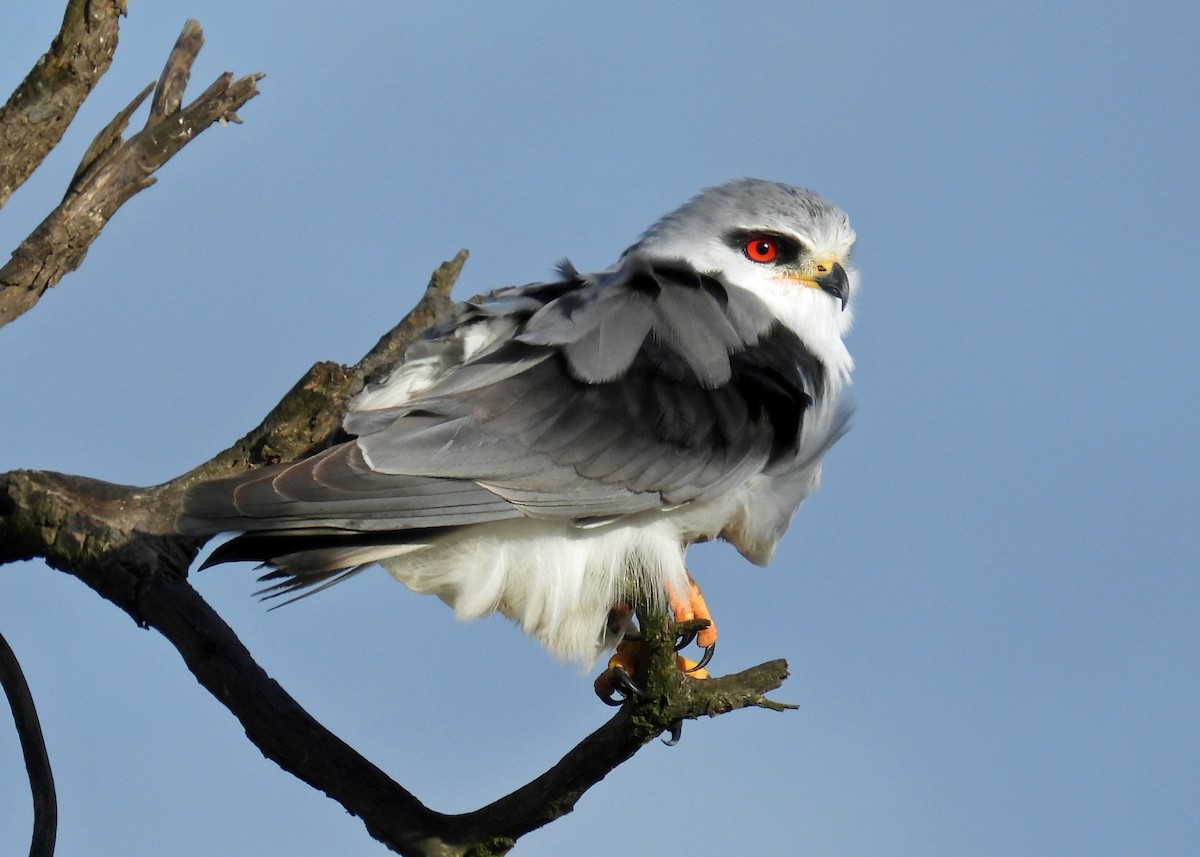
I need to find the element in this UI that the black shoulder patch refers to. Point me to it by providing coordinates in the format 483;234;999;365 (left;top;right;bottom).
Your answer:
518;278;584;303
698;272;729;307
729;326;826;457
652;262;705;288
626;269;662;296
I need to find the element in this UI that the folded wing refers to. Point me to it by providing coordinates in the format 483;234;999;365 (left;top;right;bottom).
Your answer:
180;259;827;591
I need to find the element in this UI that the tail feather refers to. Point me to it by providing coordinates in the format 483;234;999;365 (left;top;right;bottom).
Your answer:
199;528;439;601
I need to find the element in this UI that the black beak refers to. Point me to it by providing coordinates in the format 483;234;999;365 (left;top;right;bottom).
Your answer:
815;261;849;311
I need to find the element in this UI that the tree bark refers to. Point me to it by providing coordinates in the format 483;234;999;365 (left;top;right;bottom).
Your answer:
0;17;262;329
0;0;125;210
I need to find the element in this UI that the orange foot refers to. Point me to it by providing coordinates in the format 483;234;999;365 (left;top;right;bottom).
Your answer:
592;574;717;706
593;640;711;705
668;573;718;662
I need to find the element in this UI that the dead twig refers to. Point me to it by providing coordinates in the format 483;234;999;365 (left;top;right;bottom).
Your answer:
0;19;262;329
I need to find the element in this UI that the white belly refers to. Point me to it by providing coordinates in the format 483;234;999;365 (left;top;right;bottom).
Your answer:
378;513;698;664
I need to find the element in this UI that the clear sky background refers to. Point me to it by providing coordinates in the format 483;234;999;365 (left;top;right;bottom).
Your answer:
1;2;1196;855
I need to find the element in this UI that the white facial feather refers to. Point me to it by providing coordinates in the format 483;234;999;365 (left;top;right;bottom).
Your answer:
629;178;857;382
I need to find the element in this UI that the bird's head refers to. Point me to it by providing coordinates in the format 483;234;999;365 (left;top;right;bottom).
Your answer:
626;178;858;372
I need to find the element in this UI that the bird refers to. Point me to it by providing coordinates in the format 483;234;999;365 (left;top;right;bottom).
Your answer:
180;178;857;699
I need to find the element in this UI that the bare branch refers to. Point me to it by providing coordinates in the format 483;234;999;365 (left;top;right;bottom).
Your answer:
0;21;263;329
357;249;467;385
150;19;203;121
0;630;57;857
453;611;793;852
0;0;125;209
67;80;153;193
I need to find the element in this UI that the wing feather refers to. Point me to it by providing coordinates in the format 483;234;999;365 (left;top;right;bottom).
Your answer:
182;258;829;583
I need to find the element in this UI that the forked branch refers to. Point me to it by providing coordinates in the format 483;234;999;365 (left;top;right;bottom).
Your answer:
0;19;262;329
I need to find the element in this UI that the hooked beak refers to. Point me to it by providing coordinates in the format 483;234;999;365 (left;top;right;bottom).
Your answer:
814;261;850;311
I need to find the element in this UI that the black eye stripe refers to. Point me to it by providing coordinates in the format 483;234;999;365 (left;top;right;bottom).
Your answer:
726;230;804;265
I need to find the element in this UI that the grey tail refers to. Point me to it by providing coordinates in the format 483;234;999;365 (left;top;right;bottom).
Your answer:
199;529;437;605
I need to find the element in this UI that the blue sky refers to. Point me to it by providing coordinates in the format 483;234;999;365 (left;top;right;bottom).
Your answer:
1;2;1197;855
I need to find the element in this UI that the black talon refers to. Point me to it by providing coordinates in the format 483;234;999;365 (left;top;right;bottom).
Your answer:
597;666;645;706
685;643;716;673
674;630;696;651
609;666;650;703
662;721;683;746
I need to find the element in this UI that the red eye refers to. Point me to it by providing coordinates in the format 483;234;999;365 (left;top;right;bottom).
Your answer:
744;236;779;263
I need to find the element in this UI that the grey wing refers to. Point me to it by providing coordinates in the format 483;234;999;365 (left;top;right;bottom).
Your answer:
181;441;524;534
180;260;826;587
348;259;825;520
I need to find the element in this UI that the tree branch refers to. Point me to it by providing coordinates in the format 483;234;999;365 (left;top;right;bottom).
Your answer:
452;613;793;854
0;630;57;857
0;0;125;210
149;19;204;121
0;19;263;329
357;250;466;385
175;249;470;496
0;259;459;857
